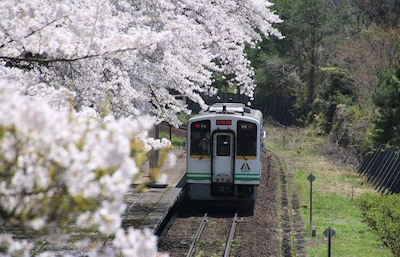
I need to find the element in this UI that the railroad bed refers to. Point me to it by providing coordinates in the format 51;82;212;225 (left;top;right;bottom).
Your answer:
160;211;241;257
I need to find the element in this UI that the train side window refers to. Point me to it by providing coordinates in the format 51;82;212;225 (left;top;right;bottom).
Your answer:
237;121;257;156
190;120;211;155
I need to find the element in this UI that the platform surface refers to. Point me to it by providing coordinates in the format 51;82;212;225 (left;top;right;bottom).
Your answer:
123;149;187;232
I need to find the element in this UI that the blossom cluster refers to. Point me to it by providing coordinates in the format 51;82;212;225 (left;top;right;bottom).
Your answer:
0;0;282;126
0;0;283;255
0;80;169;257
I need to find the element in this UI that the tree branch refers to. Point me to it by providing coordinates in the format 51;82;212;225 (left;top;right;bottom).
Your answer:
0;46;142;64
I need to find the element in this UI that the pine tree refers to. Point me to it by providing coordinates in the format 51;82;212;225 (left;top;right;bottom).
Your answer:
373;59;400;147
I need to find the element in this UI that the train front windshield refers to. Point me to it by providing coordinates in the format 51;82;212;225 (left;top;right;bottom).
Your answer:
237;121;257;157
190;120;211;155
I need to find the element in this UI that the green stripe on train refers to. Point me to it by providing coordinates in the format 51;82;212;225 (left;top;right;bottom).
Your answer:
235;178;260;181
234;174;260;181
187;173;211;180
187;173;259;181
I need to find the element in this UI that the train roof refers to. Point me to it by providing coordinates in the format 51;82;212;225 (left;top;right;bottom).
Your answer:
192;103;263;123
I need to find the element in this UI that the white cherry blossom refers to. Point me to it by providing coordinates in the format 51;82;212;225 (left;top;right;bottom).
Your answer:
0;0;282;126
0;0;282;256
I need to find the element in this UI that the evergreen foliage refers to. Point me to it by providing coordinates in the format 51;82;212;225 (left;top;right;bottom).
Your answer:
373;60;400;148
248;0;399;152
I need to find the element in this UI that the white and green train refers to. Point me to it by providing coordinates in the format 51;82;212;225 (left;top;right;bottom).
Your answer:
186;103;264;202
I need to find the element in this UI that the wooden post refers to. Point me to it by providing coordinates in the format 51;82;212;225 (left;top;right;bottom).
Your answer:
148;125;159;184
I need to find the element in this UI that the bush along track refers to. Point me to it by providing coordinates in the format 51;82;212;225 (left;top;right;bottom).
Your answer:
357;193;400;256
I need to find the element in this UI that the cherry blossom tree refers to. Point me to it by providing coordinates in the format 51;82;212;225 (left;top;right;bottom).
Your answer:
0;79;174;256
0;0;282;125
0;0;282;256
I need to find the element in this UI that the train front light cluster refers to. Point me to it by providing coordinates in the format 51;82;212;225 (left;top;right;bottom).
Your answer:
193;122;209;130
239;122;255;130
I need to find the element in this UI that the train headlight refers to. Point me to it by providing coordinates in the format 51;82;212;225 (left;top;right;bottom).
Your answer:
194;123;208;129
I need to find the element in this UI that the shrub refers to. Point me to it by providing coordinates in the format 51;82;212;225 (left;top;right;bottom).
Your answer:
357;193;400;256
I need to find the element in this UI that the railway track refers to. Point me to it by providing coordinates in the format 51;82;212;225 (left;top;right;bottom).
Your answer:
158;151;306;256
159;209;242;257
186;213;239;257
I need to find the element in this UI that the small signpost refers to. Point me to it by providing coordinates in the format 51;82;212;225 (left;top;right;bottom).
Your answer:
307;174;316;236
323;227;336;257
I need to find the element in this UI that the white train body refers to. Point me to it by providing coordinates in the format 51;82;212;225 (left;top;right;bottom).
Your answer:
186;103;264;201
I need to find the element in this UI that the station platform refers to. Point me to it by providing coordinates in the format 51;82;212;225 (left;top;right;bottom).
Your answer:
122;149;187;233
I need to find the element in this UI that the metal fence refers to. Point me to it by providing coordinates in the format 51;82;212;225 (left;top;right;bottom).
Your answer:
358;149;400;194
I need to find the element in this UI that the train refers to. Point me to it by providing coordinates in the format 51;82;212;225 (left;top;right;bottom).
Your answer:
186;103;264;202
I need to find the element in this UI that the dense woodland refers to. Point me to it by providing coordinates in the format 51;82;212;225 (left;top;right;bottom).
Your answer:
243;0;400;154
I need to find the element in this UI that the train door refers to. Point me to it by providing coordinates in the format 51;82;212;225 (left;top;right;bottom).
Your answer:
212;132;235;184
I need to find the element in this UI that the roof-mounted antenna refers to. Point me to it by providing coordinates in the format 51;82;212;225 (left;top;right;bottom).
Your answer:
222;104;227;113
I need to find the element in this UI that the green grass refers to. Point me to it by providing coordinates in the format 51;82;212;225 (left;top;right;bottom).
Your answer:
301;191;388;257
265;125;392;257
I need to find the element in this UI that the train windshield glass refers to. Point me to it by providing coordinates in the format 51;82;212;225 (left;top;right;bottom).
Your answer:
237;121;257;156
190;120;211;155
216;135;231;156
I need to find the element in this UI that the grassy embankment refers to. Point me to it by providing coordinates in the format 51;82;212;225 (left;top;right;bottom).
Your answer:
265;124;392;257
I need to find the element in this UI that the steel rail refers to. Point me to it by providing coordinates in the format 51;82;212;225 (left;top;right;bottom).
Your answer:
186;213;208;257
223;213;239;257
